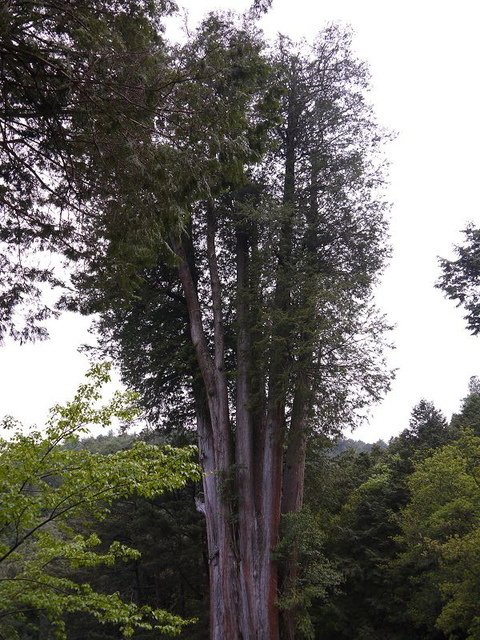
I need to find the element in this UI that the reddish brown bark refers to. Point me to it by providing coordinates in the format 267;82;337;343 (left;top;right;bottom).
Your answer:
177;221;288;639
174;75;305;640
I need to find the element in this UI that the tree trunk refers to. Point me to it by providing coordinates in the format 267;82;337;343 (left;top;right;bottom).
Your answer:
174;73;304;639
280;377;309;640
235;227;262;635
177;219;286;639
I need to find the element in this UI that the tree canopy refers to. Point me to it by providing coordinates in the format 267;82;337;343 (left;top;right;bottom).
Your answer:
1;0;184;340
84;22;393;639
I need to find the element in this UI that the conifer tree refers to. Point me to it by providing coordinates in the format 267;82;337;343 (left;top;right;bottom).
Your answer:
2;4;392;636
91;24;391;639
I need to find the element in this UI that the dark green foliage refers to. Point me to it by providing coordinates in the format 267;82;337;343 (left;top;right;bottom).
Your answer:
451;376;480;435
406;399;449;443
0;0;176;341
1;2;277;341
305;435;385;520
90;262;197;428
309;451;408;640
331;438;387;455
276;508;342;640
307;400;455;640
66;486;208;640
389;399;453;474
263;26;393;431
94;24;393;442
438;226;480;334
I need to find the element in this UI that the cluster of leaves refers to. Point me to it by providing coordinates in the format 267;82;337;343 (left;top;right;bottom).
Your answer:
0;0;282;342
0;364;200;639
94;23;393;444
275;508;342;640
438;226;480;335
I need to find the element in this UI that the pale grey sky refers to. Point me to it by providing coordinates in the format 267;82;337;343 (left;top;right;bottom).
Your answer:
2;0;480;441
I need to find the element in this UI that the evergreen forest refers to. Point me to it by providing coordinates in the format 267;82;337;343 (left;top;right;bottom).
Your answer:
1;1;480;638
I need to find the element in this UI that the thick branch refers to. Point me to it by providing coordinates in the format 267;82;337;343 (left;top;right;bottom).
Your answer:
175;238;215;397
206;203;226;375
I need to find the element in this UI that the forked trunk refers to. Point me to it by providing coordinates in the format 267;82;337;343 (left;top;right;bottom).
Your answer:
176;75;303;636
195;388;284;640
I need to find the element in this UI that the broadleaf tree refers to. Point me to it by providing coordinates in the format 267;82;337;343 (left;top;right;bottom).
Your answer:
0;364;200;639
396;431;480;640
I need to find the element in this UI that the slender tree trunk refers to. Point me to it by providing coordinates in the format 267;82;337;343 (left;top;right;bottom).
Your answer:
280;376;310;640
235;227;262;635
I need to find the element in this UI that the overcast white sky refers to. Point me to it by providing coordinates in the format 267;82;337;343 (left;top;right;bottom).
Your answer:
1;0;480;442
